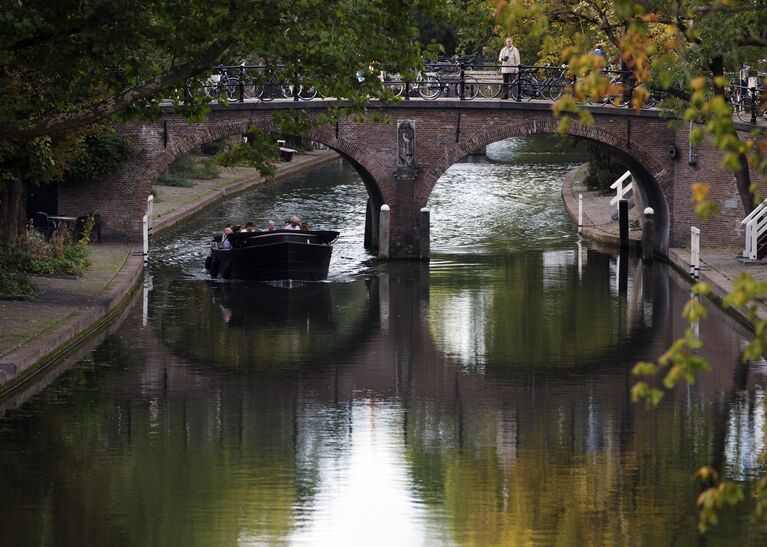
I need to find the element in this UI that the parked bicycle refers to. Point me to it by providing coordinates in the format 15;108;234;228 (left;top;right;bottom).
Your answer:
418;61;480;100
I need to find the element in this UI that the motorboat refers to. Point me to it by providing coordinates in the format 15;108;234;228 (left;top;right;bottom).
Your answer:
204;229;339;281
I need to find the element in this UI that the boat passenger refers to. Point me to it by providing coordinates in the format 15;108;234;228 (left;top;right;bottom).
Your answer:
300;222;310;231
222;226;234;249
242;221;255;232
266;220;276;231
285;216;301;230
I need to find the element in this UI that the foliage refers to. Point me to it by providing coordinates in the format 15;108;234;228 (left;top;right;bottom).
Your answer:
216;127;278;179
0;0;442;242
0;219;93;298
155;174;193;188
64;126;134;183
584;142;627;193
0;246;39;299
495;0;767;533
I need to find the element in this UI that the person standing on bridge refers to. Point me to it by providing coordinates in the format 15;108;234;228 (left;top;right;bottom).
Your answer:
499;37;520;100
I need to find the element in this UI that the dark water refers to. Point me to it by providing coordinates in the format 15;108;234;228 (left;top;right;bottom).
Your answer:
1;137;766;546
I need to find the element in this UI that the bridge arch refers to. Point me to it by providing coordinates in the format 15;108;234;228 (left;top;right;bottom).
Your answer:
133;119;388;244
421;119;672;251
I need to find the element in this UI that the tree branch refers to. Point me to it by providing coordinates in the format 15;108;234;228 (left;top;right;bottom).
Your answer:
0;40;229;140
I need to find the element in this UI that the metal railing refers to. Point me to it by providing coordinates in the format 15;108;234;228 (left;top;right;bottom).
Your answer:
741;199;767;260
183;62;665;107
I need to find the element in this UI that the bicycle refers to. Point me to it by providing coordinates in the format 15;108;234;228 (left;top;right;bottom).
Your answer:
204;65;240;101
418;62;479;100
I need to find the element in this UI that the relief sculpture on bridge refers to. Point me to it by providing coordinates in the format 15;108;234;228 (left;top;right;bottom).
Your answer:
396;119;416;180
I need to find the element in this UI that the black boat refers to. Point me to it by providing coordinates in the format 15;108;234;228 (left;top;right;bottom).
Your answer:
204;229;340;281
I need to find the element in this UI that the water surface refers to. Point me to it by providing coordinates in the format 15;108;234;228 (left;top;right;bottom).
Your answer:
1;137;765;546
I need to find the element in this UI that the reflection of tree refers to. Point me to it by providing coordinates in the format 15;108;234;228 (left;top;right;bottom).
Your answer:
428;251;662;371
154;280;373;370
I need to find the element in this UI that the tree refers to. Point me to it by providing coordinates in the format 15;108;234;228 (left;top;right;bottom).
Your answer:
495;0;767;532
0;0;438;242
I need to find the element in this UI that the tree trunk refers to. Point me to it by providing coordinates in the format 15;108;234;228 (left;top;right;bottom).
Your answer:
0;179;27;245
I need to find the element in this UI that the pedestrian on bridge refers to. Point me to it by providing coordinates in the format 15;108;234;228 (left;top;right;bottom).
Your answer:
499;37;520;100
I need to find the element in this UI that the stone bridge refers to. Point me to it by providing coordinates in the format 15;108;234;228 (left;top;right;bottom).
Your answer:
59;100;757;257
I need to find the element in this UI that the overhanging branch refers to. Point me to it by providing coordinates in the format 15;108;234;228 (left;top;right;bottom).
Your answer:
0;40;229;140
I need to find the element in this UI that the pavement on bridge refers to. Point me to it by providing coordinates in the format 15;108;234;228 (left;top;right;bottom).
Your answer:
2;151;767;395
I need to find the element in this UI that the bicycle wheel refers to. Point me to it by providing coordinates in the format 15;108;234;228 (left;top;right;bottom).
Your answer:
735;96;754;122
298;85;318;100
418;76;442;100
510;76;537;101
455;75;479;99
389;80;405;97
478;80;502;98
545;80;564;100
225;77;242;100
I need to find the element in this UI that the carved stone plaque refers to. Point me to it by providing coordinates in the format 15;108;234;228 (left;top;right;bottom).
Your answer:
396;119;416;180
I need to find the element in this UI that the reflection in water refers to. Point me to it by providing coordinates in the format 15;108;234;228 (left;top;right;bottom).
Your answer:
0;137;766;546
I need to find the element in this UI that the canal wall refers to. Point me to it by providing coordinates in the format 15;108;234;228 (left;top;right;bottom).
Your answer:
0;151;340;398
561;164;767;327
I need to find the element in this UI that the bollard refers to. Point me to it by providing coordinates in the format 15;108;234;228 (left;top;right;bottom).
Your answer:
619;199;629;250
642;207;655;261
420;207;430;260
146;194;154;236
690;226;700;280
578;194;583;234
142;214;149;264
379;204;390;259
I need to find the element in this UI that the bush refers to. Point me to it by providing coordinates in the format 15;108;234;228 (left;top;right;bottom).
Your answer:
200;140;225;155
156;173;194;187
0;222;94;298
169;156;219;179
0;246;39;299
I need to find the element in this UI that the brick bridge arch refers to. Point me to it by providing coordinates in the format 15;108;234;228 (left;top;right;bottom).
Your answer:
421;118;673;250
58;102;747;258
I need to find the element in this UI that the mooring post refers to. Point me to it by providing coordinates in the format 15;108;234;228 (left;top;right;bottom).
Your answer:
142;214;149;264
379;204;390;259
642;207;654;261
690;226;700;280
578;194;583;234
146;194;154;236
419;207;430;260
619;199;629;250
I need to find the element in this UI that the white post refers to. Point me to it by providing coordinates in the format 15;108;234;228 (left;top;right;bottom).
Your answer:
578;194;583;234
750;219;758;260
690;226;700;280
379;204;390;259
146;195;155;235
142;214;149;265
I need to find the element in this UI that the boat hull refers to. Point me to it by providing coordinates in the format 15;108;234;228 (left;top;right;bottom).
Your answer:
206;230;338;281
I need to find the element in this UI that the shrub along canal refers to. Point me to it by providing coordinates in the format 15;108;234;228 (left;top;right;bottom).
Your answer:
0;136;765;546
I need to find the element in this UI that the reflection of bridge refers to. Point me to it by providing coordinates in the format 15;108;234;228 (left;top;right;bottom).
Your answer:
60;100;758;258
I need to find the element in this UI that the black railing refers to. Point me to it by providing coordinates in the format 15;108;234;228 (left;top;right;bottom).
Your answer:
184;62;667;108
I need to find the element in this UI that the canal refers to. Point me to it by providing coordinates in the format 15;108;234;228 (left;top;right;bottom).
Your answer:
1;137;765;546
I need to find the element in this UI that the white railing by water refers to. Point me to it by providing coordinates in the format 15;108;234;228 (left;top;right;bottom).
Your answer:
741;199;767;260
609;171;633;208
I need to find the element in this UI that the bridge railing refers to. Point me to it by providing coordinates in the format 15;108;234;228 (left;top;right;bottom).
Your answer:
181;62;664;107
741;199;767;260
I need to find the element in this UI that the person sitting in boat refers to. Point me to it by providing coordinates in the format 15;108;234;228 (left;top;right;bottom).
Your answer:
300;221;310;231
221;225;234;249
242;221;255;232
266;220;276;231
285;216;301;230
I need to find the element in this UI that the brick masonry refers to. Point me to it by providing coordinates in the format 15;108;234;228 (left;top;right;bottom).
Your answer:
58;100;753;257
